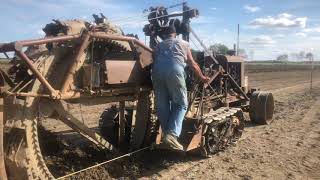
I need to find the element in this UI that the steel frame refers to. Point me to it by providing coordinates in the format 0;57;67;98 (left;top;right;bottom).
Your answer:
0;32;152;100
0;32;154;179
0;28;250;179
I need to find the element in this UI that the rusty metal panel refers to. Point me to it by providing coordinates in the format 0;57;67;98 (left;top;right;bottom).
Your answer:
186;124;203;151
134;45;153;68
105;60;145;84
225;55;244;63
225;55;245;87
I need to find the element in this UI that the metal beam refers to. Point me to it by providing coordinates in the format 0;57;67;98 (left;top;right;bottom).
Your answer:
0;35;80;52
204;71;221;88
15;51;58;97
0;98;8;180
54;100;118;152
61;32;91;93
3;52;9;59
190;27;219;65
19;34;80;47
227;74;249;101
118;101;125;146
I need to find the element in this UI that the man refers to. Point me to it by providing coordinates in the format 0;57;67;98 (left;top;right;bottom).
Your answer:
152;26;209;151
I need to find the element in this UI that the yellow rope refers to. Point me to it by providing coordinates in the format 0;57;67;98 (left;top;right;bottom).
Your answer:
56;146;151;180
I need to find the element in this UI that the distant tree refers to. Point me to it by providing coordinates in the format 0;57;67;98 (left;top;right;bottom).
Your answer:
298;51;305;60
209;43;229;55
276;54;289;61
289;53;298;61
305;52;314;61
290;51;305;61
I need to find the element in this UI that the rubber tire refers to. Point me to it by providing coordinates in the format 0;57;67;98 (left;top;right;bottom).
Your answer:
249;91;275;124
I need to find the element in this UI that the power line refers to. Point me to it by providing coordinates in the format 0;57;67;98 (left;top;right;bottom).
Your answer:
147;8;195;21
189;36;201;51
109;2;188;23
112;8;196;23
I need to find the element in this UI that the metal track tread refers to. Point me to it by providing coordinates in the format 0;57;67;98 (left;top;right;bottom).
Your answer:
200;107;245;157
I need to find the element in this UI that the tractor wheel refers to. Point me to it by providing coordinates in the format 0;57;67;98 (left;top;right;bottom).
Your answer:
99;91;158;151
249;91;275;124
99;104;134;148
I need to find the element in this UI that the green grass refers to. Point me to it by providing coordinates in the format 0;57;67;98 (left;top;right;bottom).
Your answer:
0;58;10;62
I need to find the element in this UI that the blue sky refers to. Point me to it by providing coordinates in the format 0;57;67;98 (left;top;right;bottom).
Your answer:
1;0;320;60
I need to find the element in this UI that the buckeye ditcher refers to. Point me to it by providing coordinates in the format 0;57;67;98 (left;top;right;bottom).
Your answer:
0;3;274;180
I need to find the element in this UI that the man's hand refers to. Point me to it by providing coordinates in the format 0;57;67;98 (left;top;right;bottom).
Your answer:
186;49;211;84
200;76;210;83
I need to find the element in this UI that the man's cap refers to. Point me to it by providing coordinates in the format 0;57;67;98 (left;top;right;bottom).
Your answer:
162;25;176;34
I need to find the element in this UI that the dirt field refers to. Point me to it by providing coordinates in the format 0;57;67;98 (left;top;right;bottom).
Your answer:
46;69;319;180
140;71;320;180
2;60;320;179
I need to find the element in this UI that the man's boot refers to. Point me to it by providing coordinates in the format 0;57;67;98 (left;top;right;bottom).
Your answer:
163;133;184;151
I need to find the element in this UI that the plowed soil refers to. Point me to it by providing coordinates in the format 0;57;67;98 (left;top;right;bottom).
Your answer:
50;70;320;180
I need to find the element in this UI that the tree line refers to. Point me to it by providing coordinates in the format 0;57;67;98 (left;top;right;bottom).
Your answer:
208;43;314;61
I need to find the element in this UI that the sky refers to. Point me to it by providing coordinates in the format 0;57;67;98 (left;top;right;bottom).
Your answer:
0;0;320;60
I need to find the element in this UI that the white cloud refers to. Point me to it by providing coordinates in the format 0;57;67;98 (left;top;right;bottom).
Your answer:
303;26;320;33
192;16;218;25
249;13;307;28
295;32;307;37
278;13;293;19
117;19;148;29
273;34;285;38
210;7;217;10
311;36;320;41
244;5;261;13
247;35;276;45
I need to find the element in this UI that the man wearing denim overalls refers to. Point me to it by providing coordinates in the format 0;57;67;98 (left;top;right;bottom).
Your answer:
152;26;209;151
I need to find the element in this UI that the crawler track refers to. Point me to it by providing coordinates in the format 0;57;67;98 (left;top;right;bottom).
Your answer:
200;107;245;156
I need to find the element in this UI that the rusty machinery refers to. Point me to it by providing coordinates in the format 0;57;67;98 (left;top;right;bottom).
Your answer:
0;3;274;180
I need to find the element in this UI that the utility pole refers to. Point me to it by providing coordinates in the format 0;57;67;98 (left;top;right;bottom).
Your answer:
310;56;314;93
237;24;240;56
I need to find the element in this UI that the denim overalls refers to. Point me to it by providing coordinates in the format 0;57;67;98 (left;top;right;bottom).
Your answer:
152;37;189;137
